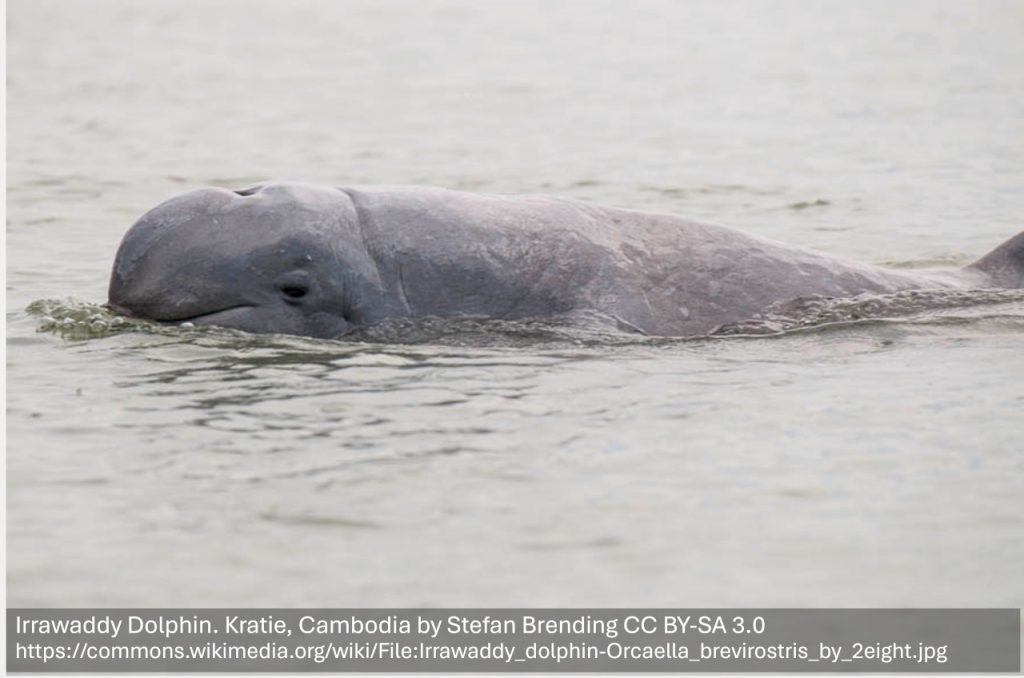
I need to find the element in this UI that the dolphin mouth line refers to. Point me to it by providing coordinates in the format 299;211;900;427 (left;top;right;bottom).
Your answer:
105;302;255;324
166;305;256;324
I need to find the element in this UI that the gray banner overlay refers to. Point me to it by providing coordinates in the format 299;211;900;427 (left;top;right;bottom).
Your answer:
6;609;1019;673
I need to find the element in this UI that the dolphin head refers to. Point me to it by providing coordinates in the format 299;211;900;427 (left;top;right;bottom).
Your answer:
108;182;380;338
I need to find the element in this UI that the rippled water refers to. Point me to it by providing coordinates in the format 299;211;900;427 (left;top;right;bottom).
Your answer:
7;0;1024;607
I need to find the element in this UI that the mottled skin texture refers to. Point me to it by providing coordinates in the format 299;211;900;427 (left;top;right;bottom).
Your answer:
108;182;1024;338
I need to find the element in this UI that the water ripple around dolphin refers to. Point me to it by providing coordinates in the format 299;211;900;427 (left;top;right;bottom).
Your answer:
29;289;1024;347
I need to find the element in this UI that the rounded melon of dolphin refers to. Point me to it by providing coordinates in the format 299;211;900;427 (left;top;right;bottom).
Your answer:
107;182;1024;338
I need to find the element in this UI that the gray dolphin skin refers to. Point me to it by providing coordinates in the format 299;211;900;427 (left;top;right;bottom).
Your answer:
108;182;1024;339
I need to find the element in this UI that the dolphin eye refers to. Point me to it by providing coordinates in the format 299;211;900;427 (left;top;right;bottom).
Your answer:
276;269;312;304
280;283;308;299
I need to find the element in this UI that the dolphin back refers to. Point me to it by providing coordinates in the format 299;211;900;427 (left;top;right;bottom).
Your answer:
968;231;1024;288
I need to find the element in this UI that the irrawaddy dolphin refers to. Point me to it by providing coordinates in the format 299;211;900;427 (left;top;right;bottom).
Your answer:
107;182;1024;338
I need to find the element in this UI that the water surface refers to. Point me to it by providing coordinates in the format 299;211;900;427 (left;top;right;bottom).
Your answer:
7;0;1024;607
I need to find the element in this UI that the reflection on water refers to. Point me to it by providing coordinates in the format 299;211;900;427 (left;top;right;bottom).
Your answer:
7;0;1024;608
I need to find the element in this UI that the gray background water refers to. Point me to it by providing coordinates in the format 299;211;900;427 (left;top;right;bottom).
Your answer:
6;0;1023;607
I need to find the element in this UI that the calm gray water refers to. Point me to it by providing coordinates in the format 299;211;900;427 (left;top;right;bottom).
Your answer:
6;0;1024;608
